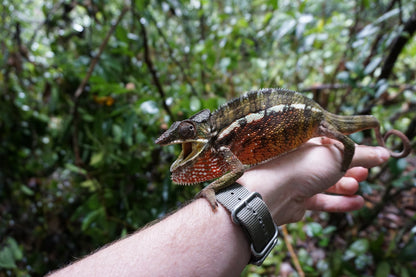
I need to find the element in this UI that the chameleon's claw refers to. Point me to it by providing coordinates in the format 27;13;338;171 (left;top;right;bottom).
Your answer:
196;188;218;212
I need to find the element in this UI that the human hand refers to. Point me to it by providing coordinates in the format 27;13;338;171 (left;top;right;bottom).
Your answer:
237;138;390;225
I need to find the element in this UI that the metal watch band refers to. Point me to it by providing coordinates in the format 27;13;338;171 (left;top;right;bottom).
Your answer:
215;183;279;265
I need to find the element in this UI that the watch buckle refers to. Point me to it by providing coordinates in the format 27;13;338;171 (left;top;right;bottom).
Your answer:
250;225;278;265
230;192;279;265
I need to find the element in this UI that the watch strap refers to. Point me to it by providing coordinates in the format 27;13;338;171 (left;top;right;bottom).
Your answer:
215;183;278;265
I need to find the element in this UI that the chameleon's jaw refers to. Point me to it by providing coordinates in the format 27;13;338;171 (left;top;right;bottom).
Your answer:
170;140;207;172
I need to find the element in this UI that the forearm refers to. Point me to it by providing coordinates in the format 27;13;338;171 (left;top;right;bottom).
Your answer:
50;199;250;277
49;142;389;276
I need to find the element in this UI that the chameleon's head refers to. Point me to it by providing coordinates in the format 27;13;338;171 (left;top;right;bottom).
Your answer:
155;109;212;172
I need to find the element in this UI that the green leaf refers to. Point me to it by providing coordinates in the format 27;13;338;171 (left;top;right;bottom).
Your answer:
398;237;416;261
354;254;373;270
20;185;35;196
375;261;390;277
80;179;99;192
362;0;370;8
136;0;150;12
305;222;323;237
323;225;337;235
375;8;400;24
80;110;95;122
7;238;22;260
81;207;105;231
112;124;123;143
344;239;370;261
275;19;296;40
90;151;105;167
350;239;369;254
400;267;411;277
0;247;16;269
337;71;350;82
262;12;273;25
364;57;382;75
65;163;87;175
0;238;22;269
140;100;159;115
219;57;231;72
357;24;379;39
190;96;201;111
375;80;389;98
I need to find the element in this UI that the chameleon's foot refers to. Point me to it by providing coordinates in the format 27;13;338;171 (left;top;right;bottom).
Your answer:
196;188;218;212
327;140;349;172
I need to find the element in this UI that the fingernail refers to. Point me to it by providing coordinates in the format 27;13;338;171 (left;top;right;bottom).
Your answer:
377;147;390;161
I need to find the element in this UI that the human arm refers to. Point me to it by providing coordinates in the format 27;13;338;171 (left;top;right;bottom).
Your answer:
49;140;390;277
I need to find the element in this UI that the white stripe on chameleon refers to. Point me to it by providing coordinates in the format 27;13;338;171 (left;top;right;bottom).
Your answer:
244;110;265;124
218;120;242;139
218;111;264;139
267;104;288;114
217;104;320;139
290;103;305;111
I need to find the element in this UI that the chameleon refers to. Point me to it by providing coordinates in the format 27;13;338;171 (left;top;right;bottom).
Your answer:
155;88;411;210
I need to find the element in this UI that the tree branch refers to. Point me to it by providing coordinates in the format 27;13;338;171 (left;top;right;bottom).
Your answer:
138;16;175;120
147;12;198;96
363;0;399;73
72;6;129;165
378;11;416;81
282;225;305;277
74;6;130;99
300;83;415;93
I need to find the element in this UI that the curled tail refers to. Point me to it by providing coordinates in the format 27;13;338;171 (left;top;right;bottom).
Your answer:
324;112;411;158
377;129;411;158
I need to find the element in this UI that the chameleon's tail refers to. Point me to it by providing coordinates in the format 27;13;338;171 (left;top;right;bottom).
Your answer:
382;129;411;158
324;112;380;135
324;112;411;158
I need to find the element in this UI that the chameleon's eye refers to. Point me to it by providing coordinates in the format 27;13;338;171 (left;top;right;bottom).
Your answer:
178;122;196;139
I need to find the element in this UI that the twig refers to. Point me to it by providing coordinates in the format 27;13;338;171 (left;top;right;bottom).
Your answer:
138;16;174;120
358;11;416;114
362;0;399;72
198;2;208;95
74;6;130;99
71;6;129;165
147;12;198;96
378;11;416;81
282;225;305;277
300;83;416;93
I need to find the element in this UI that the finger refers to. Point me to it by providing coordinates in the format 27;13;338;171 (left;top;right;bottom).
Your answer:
344;166;368;182
325;167;369;195
314;138;390;169
304;194;364;212
325;177;359;195
319;137;339;146
350;145;389;168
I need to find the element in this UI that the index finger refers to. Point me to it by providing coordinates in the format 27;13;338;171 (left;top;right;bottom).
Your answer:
350;145;390;168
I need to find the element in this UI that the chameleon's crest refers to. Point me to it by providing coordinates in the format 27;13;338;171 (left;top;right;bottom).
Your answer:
155;109;212;172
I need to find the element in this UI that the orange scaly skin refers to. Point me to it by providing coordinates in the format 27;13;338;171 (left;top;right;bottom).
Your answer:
155;88;411;210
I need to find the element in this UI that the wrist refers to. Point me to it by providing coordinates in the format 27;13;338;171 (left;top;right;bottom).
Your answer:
237;170;306;226
215;183;279;265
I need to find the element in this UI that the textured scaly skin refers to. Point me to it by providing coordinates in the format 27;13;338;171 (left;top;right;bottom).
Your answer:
155;88;411;210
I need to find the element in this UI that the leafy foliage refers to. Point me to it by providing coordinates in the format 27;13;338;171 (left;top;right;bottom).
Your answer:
0;0;415;276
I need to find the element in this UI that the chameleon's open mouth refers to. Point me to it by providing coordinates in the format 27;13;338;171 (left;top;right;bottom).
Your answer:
170;141;207;172
182;142;193;160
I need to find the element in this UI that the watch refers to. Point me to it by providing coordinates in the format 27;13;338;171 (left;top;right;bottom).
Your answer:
215;183;279;265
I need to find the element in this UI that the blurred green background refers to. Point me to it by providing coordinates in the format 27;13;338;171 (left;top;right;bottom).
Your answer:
0;0;415;276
